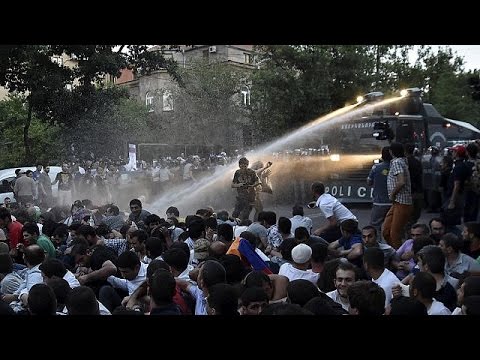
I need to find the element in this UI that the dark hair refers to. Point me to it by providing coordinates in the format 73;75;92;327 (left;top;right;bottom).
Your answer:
340;219;359;234
146;259;170;282
240;286;269;307
145;214;162;227
39;258;67;278
22;222;40;237
295;227;310;241
169;242;190;258
239;231;259;248
166;206;179;217
389;297;427;316
311;242;328;264
263;211;277;227
417;245;445;274
362;225;377;236
336;261;358;280
77;225;96;239
467;143;479;158
292;205;304;217
129;199;142;208
45;277;71;306
28;283;57;315
441;233;464;252
243;270;271;288
260;303;312;315
107;205;120;216
24;245;45;266
464;222;480;238
145;237;165;260
150;269;177;305
188;220;206;239
347;280;385;315
130;229;148;244
381;146;392;162
219;254;248;285
363;247;384;271
207;283;239;315
217;223;234;243
411;223;430;235
205;217;218;230
0;253;14;274
463;295;480;315
412;272;436;300
463;276;480;298
238;157;249;165
66;286;99;315
287;279;320;307
162;248;189;273
278;217;292;235
201;260;226;289
389;142;405;158
311;182;325;196
303;296;342;315
117;251;140;270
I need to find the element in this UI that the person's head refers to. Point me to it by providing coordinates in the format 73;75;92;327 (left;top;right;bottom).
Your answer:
239;231;259;249
277;217;292;235
410;272;436;301
44;277;71;308
150;268;177;306
166;206;179;219
381;146;392;162
389;297;427;316
117;251;141;281
22;222;41;245
429;218;446;239
66;286;100;315
361;225;377;247
240;287;269;315
411;223;430;239
347;280;385;315
463;295;480;315
61;163;69;172
219;254;248;285
462;222;480;242
188;220;206;240
217;223;234;244
129;199;143;215
0;207;13;228
52;225;69;246
206;283;239;315
43;166;50;174
106;204;120;216
238;157;249;170
363;247;385;274
262;211;277;228
389;142;404;158
162;247;189;275
334;261;357;298
340;219;359;237
310;243;328;266
28;283;57;315
243;271;273;300
439;233;464;256
0;253;14;275
287;279;320;307
70;243;90;267
24;245;45;267
76;225;97;245
194;238;211;262
198;260;226;293
25;170;33;178
291;243;312;265
39;258;67;280
416;245;445;275
292;205;304;217
457;276;480;307
128;229;148;253
294;227;310;242
311;182;325;198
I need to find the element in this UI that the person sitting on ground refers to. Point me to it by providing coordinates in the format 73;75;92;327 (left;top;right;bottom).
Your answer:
347;280;386;316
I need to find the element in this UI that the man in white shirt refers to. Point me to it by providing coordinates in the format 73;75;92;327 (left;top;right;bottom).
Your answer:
290;205;313;234
278;243;319;285
410;272;451;315
310;182;357;243
99;251;147;312
326;261;357;311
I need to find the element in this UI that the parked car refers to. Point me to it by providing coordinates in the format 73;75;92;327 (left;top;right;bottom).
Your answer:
0;166;84;205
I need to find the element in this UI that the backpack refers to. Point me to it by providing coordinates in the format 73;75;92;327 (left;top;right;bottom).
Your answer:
469;159;480;194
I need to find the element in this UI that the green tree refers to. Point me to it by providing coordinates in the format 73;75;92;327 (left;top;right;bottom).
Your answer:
0;45;180;162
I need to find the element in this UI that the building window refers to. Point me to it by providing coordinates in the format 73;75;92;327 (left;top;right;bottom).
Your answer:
163;90;174;112
244;53;254;65
146;92;154;112
52;56;63;66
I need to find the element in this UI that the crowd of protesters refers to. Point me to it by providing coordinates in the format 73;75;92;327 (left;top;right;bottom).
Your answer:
1;140;480;316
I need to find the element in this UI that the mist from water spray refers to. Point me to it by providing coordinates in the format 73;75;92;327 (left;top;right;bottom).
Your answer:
150;96;403;215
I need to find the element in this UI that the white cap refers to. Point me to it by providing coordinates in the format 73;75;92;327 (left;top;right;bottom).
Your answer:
291;243;312;264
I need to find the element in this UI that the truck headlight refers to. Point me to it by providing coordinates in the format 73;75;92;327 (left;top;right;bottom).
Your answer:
330;154;340;162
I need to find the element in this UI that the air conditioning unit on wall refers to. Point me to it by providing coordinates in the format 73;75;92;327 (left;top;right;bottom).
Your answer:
209;46;217;53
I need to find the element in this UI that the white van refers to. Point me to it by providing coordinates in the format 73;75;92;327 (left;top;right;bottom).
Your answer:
0;166;84;205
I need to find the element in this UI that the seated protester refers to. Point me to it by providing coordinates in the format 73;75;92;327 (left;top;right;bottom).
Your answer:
216;210;238;228
219;254;250;286
452;275;480;315
70;243;118;296
429;217;446;245
66;286;100;315
239;286;269;315
176;260;227;315
389;296;428;316
400;236;436;286
260;302;313;315
128;198;151;230
393;223;430;280
347;280;386;315
326;261;357;312
416;245;457;311
217;223;234;248
264;212;283;256
461;222;480;260
363;247;400;309
361;226;395;269
27;283;57;315
209;241;228;258
295;227;328;248
206;283;240;315
22;222;56;259
205;217;218;242
286;279;320;307
327;219;363;268
78;225;128;257
277;217;293;241
0;253;23;295
303;295;346;315
39;258;80;289
102;204;125;232
165;217;184;242
290;205;313;235
144;214;162;236
128;230;149;263
149;269;181;315
242;270;289;304
45;277;73;315
2;245;45;312
226;231;272;275
439;233;480;279
410;272;451;315
278;244;319;285
100;251;148;312
51;224;70;255
162;247;194;282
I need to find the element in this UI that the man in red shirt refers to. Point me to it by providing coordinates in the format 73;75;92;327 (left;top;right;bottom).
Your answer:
0;208;24;250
